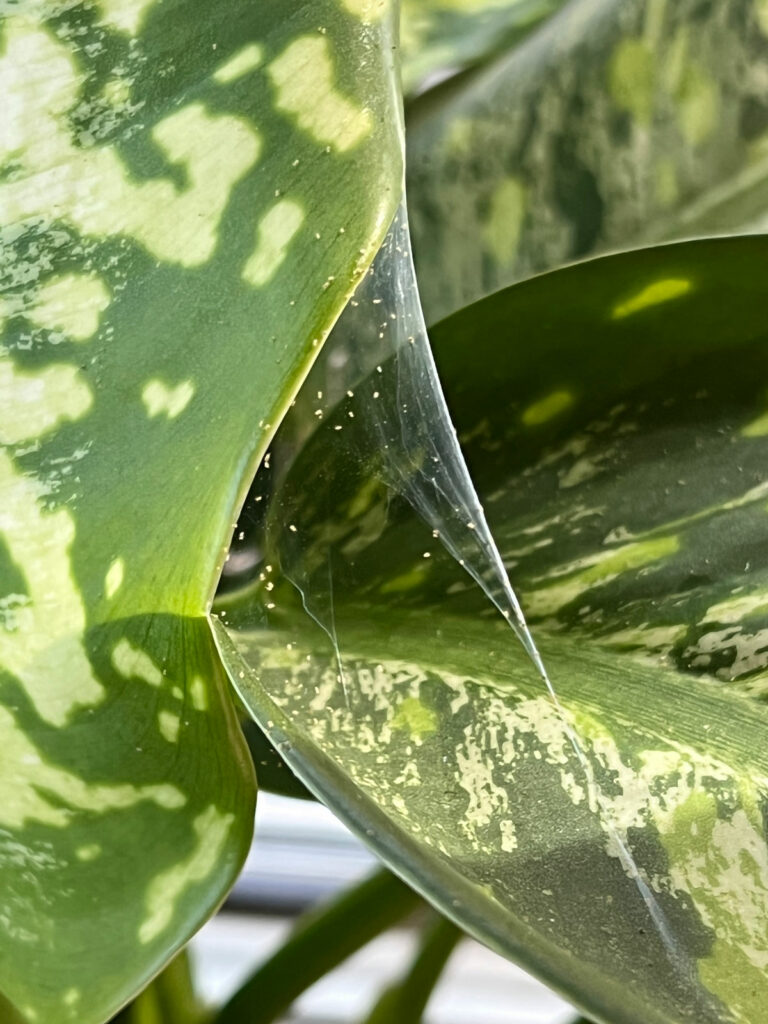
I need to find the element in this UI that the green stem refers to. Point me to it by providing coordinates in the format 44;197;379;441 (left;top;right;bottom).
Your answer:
214;869;421;1024
363;915;462;1024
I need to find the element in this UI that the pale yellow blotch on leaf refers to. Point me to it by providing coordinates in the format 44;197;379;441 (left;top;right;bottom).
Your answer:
142;378;195;419
704;591;768;623
524;535;679;617
521;389;574;427
98;0;159;35
76;844;102;862
340;0;388;20
214;44;264;83
105;557;125;598
758;0;768;36
158;710;181;743
268;36;372;152
112;638;163;686
392;696;437;739
28;273;110;342
742;395;768;438
0;452;104;725
676;63;719;147
380;565;429;594
609;38;655;123
189;675;208;711
0;356;93;445
483;177;526;267
139;805;234;943
102;76;133;108
242;200;305;287
611;278;692;319
0;22;260;267
0;703;184;829
62;989;80;1008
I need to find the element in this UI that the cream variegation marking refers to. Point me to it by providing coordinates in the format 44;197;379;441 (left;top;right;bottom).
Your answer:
158;710;180;743
0;274;109;345
0;355;92;445
112;638;163;686
26;273;110;342
139;804;234;943
242;200;305;287
142;378;195;419
98;0;159;36
340;0;388;21
482;177;526;267
611;278;692;319
521;389;574;427
189;675;208;711
105;557;125;598
268;36;372;152
264;639;768;1015
704;591;768;624
523;535;679;618
214;44;263;83
0;452;103;725
1;21;260;268
76;844;102;861
741;393;768;438
0;705;184;829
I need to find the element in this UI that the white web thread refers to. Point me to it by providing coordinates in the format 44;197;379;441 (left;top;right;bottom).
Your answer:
271;199;685;967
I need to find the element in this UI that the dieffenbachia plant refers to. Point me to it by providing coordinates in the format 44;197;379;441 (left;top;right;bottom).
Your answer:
407;0;768;322
215;237;768;1024
0;0;402;1020
399;0;568;95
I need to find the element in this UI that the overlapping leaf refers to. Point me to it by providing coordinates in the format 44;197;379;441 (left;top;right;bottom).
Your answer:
0;1;403;1020
406;0;768;322
215;237;768;1024
399;0;568;96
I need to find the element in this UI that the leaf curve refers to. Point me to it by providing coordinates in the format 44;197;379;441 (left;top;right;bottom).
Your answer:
0;0;403;1020
215;237;768;1024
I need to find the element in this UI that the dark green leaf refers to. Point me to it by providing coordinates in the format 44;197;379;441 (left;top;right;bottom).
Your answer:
216;237;768;1024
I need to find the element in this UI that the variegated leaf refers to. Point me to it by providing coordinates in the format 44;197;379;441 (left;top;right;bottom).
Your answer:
406;0;768;322
399;0;567;96
215;237;768;1024
0;1;402;1021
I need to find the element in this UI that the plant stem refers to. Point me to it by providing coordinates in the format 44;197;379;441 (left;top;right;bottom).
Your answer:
213;868;421;1024
363;914;462;1023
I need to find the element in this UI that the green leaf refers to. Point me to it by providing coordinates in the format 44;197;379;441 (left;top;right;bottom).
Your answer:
399;0;567;96
215;237;768;1024
362;915;461;1024
214;869;421;1024
241;719;314;802
0;1;403;1020
111;951;204;1024
406;0;768;322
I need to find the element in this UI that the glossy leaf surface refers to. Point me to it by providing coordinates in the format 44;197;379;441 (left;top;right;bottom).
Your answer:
406;0;768;322
0;1;402;1020
217;237;768;1024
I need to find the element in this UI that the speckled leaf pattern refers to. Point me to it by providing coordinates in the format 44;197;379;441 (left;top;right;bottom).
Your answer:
399;0;568;95
406;0;768;322
0;1;402;1021
216;238;768;1024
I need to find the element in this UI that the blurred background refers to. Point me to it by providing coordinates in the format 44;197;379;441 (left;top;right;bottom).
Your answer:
190;795;577;1023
